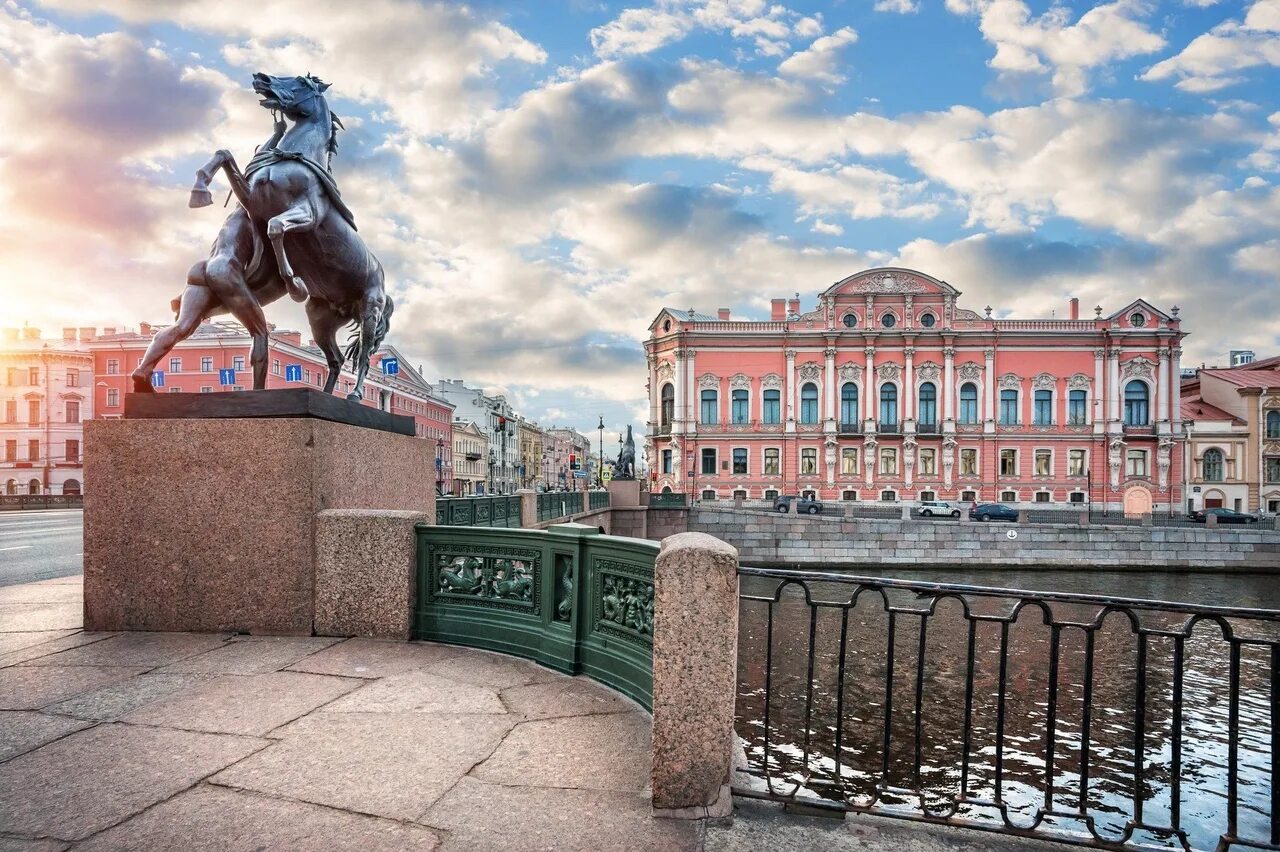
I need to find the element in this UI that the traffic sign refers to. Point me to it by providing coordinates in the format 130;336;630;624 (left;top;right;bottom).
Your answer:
285;364;302;382
573;471;587;478
382;357;399;375
218;368;236;386
602;469;612;482
150;370;164;388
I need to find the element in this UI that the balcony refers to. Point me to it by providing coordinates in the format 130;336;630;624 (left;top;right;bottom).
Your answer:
878;422;900;434
916;422;939;434
838;422;862;435
1123;423;1156;436
652;423;671;437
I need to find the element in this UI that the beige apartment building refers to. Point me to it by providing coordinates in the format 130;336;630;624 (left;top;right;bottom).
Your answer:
518;418;545;489
451;420;490;496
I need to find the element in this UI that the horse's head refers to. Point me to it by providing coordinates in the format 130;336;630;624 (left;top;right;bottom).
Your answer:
251;72;330;119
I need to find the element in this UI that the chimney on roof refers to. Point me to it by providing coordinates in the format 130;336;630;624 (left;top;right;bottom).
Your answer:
140;322;152;337
78;327;95;342
22;327;39;341
788;297;800;318
62;327;76;341
771;299;785;321
718;308;730;321
274;331;302;347
1069;297;1079;320
103;327;116;336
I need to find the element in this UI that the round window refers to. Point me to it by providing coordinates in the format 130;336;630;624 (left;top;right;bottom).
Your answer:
920;313;936;328
663;319;671;332
881;313;896;328
842;313;858;328
1130;312;1146;327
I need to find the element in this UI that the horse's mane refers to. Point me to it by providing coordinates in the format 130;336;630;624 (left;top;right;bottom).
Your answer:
327;112;343;171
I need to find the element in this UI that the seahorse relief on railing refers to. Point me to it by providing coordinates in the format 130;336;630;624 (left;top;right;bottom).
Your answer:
437;554;534;602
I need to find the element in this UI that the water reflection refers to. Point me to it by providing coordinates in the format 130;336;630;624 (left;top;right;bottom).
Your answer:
736;570;1280;851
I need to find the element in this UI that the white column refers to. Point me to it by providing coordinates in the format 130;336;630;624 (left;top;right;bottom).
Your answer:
785;349;796;430
648;355;659;430
1093;348;1105;425
1157;347;1170;424
824;347;836;423
943;347;955;421
1109;347;1122;426
1172;347;1183;429
984;348;995;421
673;349;686;435
903;347;915;421
863;346;875;426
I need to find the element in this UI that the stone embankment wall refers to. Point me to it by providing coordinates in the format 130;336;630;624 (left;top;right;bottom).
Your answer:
674;507;1280;570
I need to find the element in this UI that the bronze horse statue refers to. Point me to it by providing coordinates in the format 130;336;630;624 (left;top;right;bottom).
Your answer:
133;73;391;402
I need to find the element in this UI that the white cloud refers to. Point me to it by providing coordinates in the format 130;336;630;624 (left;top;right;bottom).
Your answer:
811;218;844;235
875;0;920;12
777;26;858;84
589;0;818;59
1142;0;1280;94
743;156;939;220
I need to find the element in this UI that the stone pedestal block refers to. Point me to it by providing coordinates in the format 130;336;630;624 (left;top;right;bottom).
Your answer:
651;532;738;818
607;479;642;508
315;510;427;639
84;416;435;636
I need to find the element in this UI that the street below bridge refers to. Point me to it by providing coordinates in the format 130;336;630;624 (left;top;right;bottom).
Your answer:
0;510;82;588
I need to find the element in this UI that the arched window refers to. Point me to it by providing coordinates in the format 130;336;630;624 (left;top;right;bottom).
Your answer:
700;388;718;424
731;389;749;424
999;389;1019;425
800;383;819;424
660;384;674;427
959;383;979;424
1124;380;1149;426
1033;390;1052;425
879;384;898;427
918;382;937;426
762;389;781;424
4;479;15;495
840;383;859;425
62;479;81;495
27;479;40;495
1203;448;1224;482
1268;410;1280;439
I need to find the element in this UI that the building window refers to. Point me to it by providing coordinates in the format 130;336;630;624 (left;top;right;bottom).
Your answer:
880;448;897;475
762;389;781;424
28;367;39;385
3;400;13;422
764;448;780;475
1124;381;1149;426
1202;448;1224;482
233;356;246;371
1000;449;1017;476
106;359;119;375
1068;390;1088;425
66;369;79;388
999;390;1019;425
701;489;716;501
272;359;282;377
169;357;181;373
800;448;818;475
1267;410;1280;439
1127;449;1148;477
3;440;14;461
1000;490;1017;503
1034;390;1053;425
961;489;977;502
1130;312;1147;327
800;383;819;424
1068;449;1086;477
1035;491;1051;503
879;384;898;427
960;448;977;475
106;389;119;407
733;489;748;500
700;389;718;424
65;401;80;424
842;313;858;327
1069;492;1086;504
201;357;214;373
920;447;936;475
840;383;858;425
1035;449;1051;476
660;384;674;426
918;382;937;426
27;400;40;424
765;489;779;500
732;448;748;474
880;490;897;502
881;313;896;328
920;313;936;328
28;440;39;461
920;490;937;501
842;490;858;500
701;448;717;475
1265;457;1280;484
66;439;79;464
661;449;672;474
200;386;212;394
959;383;979;424
731;389;749;424
841;447;859;475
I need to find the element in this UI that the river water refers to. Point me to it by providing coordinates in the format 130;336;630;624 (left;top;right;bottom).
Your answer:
736;568;1280;851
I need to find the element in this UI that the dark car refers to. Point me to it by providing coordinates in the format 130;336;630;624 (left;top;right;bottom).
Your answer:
1190;507;1259;525
774;495;824;515
969;503;1019;522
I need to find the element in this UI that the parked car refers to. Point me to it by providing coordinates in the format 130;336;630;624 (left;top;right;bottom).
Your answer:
774;495;824;515
916;500;961;519
969;503;1020;522
1190;507;1259;525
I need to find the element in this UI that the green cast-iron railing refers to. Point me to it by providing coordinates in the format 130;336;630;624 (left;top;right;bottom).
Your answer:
589;491;610;512
537;491;584;523
649;493;688;509
435;495;522;527
415;523;656;709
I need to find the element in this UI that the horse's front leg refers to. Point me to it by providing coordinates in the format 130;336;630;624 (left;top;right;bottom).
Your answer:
346;300;383;403
266;202;317;302
190;149;251;210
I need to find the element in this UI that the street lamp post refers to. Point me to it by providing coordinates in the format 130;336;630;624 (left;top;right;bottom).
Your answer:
597;415;605;488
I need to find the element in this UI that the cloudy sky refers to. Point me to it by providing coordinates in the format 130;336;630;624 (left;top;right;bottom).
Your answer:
1;0;1278;443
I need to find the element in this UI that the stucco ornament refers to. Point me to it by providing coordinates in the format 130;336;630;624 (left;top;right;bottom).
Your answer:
1108;437;1125;489
877;362;901;382
656;361;674;383
798;362;822;382
730;373;751;390
1264;442;1280;456
1033;372;1056;390
848;271;927;294
1122;357;1157;381
954;308;982;320
697;373;718;390
1157;437;1174;490
916;362;941;381
838;362;863;382
1067;373;1091;390
998;373;1022;390
956;363;982;381
761;373;782;390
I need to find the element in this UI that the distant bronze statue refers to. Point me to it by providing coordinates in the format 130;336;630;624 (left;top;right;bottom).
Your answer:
133;73;392;402
614;425;636;479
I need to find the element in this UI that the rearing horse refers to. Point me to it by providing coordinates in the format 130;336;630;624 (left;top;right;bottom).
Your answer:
187;73;391;401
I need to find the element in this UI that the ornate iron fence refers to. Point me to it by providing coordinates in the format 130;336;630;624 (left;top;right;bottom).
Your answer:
415;523;656;708
0;494;83;511
589;491;610;512
735;567;1280;852
650;493;688;509
435;495;522;528
536;491;583;522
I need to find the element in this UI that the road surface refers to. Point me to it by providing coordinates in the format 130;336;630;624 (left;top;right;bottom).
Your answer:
0;509;83;588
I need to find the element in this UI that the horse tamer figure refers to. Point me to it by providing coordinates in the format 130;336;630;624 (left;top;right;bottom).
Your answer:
131;72;392;402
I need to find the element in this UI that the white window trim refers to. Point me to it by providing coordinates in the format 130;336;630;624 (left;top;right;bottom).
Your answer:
1033;447;1054;477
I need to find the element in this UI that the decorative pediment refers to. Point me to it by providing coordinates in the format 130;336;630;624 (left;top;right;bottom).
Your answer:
999;373;1023;390
956;362;982;381
761;373;782;390
697;373;719;389
838;362;863;382
656;361;674;382
1121;357;1156;380
1032;372;1056;390
877;362;901;382
916;362;941;382
729;373;751;390
821;267;960;299
797;362;822;382
1067;373;1091;390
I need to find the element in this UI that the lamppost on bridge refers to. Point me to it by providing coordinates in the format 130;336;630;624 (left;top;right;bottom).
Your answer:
434;437;444;496
597;414;605;488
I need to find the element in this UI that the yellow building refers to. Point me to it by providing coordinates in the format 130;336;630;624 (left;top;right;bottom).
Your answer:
451;419;490;496
518;418;545;489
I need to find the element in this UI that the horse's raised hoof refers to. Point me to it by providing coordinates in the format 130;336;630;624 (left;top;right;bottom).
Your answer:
346;392;362;403
130;374;156;394
286;275;309;302
189;187;214;208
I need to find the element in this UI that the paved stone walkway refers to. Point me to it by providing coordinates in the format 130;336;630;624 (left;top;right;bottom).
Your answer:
0;575;701;850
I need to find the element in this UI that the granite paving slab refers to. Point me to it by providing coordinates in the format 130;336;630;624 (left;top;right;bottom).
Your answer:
0;665;148;710
76;784;441;852
120;671;361;736
0;584;82;605
18;632;229;668
472;711;652;793
0;711;92;762
0;603;82;632
423;646;566;689
422;776;701;852
321;670;505;715
0;633;117;668
0;838;69;852
211;711;515;820
0;723;268;841
42;673;215;722
284;638;455;679
0;631;78;657
501;677;639;720
156;636;342;676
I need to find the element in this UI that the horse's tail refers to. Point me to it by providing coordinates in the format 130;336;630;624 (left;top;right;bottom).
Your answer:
344;295;395;365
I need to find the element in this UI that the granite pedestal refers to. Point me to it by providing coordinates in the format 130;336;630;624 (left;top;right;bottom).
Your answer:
84;392;435;636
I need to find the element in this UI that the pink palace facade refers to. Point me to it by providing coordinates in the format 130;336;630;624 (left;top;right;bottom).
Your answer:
644;268;1188;514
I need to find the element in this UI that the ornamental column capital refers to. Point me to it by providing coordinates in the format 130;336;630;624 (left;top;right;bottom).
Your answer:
942;347;956;358
864;347;876;358
1094;348;1105;359
1109;347;1123;358
1157;347;1171;359
983;348;995;360
904;347;916;358
673;348;687;359
784;349;797;361
824;347;838;358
